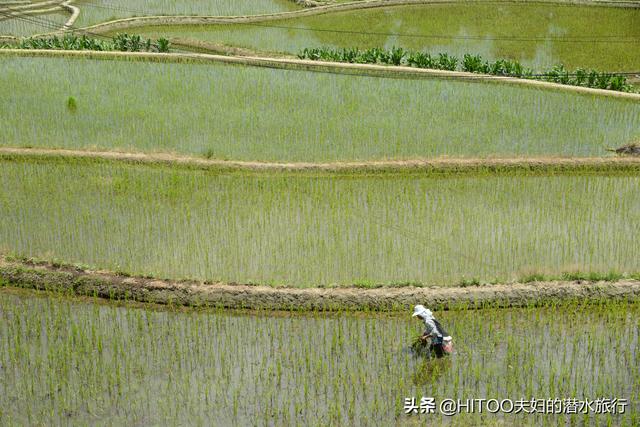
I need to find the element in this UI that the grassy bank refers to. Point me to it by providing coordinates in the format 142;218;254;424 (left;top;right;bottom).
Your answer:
4;148;640;174
132;3;640;71
1;55;638;161
2;258;640;311
1;157;639;286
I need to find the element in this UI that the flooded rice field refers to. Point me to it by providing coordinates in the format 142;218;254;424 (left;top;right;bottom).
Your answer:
0;289;638;426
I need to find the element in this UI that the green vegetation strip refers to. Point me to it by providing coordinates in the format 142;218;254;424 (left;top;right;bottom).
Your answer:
1;53;638;161
2;158;639;287
2;33;170;52
300;47;636;92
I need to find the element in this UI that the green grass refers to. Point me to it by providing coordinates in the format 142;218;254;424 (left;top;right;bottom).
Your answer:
0;289;638;426
132;3;640;72
73;0;299;28
1;55;638;161
1;158;639;286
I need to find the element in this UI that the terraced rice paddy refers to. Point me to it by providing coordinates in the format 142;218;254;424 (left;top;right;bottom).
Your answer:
133;3;640;71
1;56;638;161
0;12;68;37
0;289;637;426
0;0;299;38
1;1;639;424
1;158;639;286
73;0;298;28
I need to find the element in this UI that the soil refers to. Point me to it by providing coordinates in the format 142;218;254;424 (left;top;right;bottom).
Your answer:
2;147;640;174
1;257;639;311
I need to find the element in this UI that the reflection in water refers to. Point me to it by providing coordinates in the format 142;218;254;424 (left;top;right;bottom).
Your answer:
134;4;640;71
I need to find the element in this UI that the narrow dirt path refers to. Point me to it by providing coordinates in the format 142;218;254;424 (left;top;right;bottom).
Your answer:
2;147;640;173
61;0;78;29
1;257;638;311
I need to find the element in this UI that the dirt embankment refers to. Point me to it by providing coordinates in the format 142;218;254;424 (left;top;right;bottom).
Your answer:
169;38;295;59
1;258;639;311
2;147;640;174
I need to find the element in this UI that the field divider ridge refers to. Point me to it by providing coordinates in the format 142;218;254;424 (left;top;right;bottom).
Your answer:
2;147;640;174
1;256;639;311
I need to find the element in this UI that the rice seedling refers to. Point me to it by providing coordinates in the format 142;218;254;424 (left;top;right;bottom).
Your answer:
1;158;639;287
131;3;640;72
66;96;77;112
0;289;637;426
1;56;638;161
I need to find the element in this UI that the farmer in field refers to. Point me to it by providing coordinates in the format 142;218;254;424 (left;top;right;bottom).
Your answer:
412;305;453;358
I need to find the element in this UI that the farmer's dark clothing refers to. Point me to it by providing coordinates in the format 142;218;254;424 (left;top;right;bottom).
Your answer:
423;317;450;358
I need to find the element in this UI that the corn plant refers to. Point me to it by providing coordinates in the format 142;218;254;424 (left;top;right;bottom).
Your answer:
388;46;406;66
298;47;635;93
435;52;457;71
406;51;435;69
462;54;489;74
6;34;171;53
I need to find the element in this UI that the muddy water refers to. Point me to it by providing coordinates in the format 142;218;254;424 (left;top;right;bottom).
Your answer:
0;289;638;426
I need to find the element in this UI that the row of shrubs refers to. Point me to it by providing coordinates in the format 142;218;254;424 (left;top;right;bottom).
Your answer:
298;47;635;93
2;34;170;53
